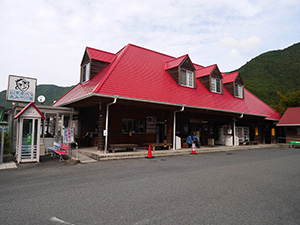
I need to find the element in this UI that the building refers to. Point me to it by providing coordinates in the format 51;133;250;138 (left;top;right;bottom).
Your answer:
277;107;300;143
53;44;280;152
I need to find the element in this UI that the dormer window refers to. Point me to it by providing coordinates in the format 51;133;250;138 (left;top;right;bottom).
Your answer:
165;55;196;89
235;84;243;98
82;62;90;83
211;77;222;93
180;69;194;88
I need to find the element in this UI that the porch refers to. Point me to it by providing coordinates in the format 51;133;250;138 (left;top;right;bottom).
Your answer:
73;144;279;162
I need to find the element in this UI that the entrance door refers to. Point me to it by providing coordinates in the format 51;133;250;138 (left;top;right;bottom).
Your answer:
156;123;166;143
20;118;40;162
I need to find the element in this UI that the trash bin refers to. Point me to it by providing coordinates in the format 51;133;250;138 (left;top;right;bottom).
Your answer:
225;136;233;146
175;136;181;149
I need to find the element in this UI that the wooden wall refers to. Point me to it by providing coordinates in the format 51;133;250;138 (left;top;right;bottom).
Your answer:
167;67;179;84
198;76;210;91
90;60;109;80
108;105;173;146
224;83;234;96
285;127;300;143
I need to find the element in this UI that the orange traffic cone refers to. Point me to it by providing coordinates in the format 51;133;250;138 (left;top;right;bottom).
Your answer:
191;143;196;155
147;145;154;158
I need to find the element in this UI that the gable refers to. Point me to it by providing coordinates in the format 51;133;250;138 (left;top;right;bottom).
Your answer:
166;55;196;88
80;47;116;83
197;65;223;93
14;102;45;120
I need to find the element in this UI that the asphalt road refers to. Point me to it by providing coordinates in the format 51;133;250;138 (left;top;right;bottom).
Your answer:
1;148;300;225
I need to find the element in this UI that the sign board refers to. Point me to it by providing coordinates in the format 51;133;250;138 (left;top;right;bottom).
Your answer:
6;75;37;103
63;128;74;144
146;116;156;134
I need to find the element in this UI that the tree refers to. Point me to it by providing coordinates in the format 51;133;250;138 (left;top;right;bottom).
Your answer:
273;90;300;115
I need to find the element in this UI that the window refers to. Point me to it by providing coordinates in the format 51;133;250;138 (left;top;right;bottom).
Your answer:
82;62;90;82
180;69;194;88
122;118;146;134
211;77;221;93
235;84;243;98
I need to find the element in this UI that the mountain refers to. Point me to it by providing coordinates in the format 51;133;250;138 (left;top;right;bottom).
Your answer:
0;84;73;109
235;42;300;106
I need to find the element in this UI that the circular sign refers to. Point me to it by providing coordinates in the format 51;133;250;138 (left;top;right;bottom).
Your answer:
37;95;46;103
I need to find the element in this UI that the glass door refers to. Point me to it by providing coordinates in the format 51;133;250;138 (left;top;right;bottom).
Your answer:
21;118;39;162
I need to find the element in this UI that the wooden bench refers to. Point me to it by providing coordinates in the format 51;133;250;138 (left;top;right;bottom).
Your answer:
47;142;70;162
109;144;137;153
290;141;300;148
144;143;172;151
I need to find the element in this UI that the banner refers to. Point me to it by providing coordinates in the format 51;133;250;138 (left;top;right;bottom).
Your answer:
63;128;74;144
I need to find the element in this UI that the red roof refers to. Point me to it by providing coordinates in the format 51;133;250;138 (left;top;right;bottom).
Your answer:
165;55;188;70
86;47;116;63
196;64;216;78
14;102;45;120
53;44;280;121
223;72;239;84
277;107;300;126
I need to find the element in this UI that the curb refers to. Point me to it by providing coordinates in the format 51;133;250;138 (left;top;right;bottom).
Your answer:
88;144;280;161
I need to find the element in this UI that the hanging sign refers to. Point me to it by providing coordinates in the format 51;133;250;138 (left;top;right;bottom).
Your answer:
146;116;156;134
63;128;74;144
6;75;37;103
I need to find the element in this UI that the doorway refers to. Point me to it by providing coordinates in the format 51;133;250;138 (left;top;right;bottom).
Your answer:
18;118;40;162
156;122;166;143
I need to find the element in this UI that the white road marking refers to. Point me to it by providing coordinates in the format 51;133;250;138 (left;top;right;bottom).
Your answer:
50;216;74;225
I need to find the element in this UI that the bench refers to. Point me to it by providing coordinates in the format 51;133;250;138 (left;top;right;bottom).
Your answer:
240;141;258;145
47;142;70;162
290;141;300;148
109;144;137;153
144;143;172;151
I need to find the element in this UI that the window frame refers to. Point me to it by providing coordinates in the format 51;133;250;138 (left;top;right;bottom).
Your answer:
81;62;90;83
122;118;146;134
180;68;194;88
235;83;244;98
211;77;222;93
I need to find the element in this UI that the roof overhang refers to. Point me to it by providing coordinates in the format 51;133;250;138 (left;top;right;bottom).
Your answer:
56;93;272;119
277;124;300;126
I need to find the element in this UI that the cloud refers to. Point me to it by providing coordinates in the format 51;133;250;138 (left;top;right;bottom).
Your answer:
0;0;299;91
220;36;262;53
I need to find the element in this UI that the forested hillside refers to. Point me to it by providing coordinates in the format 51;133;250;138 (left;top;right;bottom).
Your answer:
0;84;73;109
236;42;300;107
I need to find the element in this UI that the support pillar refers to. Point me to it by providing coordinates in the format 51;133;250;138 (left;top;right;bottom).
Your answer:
166;111;173;144
97;105;105;151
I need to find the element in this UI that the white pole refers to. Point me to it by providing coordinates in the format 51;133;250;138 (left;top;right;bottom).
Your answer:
104;97;117;154
0;128;4;163
233;120;236;146
173;106;184;150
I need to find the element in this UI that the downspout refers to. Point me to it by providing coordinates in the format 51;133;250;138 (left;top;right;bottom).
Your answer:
233;119;236;146
173;106;185;150
233;113;243;146
104;97;117;154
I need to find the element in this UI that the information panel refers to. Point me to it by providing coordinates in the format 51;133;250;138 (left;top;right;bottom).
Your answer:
6;75;37;103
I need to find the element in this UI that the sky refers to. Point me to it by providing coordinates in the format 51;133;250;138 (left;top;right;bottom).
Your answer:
0;0;299;92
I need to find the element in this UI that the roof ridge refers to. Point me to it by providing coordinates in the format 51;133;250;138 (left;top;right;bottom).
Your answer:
127;43;176;60
86;46;116;56
93;44;131;93
197;64;217;70
165;54;188;63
